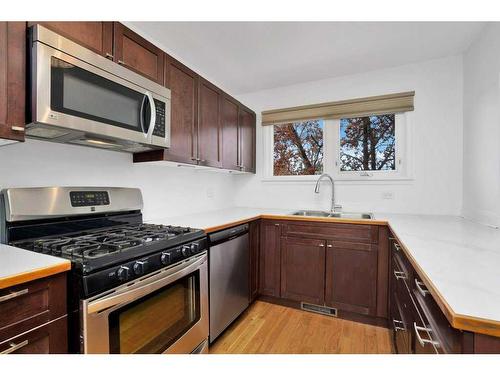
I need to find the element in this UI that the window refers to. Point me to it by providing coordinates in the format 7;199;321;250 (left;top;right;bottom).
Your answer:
264;112;411;181
273;120;324;176
339;114;396;172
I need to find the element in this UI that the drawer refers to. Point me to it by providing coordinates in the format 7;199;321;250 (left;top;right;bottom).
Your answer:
282;221;378;243
411;277;462;354
0;316;67;354
0;273;66;343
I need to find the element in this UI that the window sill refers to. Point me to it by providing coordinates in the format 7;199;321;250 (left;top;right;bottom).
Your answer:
262;176;414;185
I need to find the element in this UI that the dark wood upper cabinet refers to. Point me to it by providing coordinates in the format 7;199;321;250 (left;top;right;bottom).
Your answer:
259;221;281;298
239;106;256;173
325;240;378;316
249;220;260;302
280;237;326;305
197;78;222;168
161;56;198;164
0;22;25;143
221;95;240;171
30;22;113;58
113;23;164;84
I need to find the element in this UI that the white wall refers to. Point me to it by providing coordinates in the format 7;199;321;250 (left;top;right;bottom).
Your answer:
462;24;500;227
234;56;464;215
0;140;237;221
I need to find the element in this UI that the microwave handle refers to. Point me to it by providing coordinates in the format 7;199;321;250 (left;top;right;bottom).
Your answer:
139;92;156;140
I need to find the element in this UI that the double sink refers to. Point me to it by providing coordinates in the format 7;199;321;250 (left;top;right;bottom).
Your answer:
291;210;373;220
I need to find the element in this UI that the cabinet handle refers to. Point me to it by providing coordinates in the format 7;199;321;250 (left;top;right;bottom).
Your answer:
274;223;280;227
394;243;401;251
10;126;24;132
414;323;440;348
105;53;114;60
393;270;406;280
392;319;405;332
327;244;333;248
0;288;28;303
319;244;325;247
415;279;430;297
118;60;126;66
1;340;29;354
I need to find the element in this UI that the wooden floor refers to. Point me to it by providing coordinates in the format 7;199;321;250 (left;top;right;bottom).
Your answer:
210;300;393;354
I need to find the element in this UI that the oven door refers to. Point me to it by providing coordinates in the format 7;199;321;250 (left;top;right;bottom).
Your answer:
81;253;208;354
30;30;170;150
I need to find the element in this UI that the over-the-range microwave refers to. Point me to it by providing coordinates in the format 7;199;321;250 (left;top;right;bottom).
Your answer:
28;25;171;153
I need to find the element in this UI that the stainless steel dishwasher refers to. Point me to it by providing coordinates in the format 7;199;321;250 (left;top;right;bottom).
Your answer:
208;224;249;343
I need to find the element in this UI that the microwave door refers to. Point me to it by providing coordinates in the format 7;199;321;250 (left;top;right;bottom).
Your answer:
140;92;156;141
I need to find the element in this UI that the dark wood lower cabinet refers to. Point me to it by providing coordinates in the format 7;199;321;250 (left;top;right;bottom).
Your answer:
249;220;260;302
0;317;67;354
280;237;325;305
325;240;378;316
259;221;281;298
0;273;68;354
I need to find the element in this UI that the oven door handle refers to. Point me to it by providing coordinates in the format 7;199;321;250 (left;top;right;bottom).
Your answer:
86;254;207;315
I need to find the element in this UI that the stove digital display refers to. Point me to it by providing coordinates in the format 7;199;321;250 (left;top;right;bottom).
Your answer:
70;191;110;207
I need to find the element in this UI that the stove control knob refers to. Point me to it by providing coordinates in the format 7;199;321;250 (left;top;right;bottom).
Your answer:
133;261;147;276
160;252;171;265
190;242;200;253
117;266;130;281
181;245;191;257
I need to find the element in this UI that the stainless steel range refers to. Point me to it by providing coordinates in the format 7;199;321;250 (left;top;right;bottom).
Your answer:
0;187;208;354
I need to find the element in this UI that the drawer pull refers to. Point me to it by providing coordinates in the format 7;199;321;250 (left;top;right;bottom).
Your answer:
393;270;406;280
117;59;126;65
393;319;405;332
327;244;333;248
319;243;325;247
274;223;280;227
0;288;28;303
1;340;29;354
414;323;440;348
11;126;24;132
105;53;114;60
415;279;430;297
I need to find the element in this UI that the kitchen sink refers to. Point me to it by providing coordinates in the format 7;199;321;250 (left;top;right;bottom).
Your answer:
291;210;373;219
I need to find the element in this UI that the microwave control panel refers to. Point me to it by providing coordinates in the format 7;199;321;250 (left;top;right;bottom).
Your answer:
153;100;166;139
70;191;110;207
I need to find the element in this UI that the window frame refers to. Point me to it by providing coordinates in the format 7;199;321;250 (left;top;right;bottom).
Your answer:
263;112;413;182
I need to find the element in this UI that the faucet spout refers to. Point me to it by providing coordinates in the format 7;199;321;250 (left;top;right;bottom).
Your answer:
314;173;341;213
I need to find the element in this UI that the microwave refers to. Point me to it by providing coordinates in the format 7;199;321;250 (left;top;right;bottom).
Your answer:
28;25;171;153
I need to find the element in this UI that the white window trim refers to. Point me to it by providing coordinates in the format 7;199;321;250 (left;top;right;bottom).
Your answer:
262;112;414;183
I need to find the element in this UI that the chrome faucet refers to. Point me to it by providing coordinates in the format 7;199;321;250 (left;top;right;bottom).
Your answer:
314;173;342;213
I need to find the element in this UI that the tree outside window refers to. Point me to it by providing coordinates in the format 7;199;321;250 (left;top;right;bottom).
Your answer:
339;114;396;171
273;120;324;176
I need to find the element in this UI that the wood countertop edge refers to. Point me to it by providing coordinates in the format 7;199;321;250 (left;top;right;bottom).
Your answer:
203;214;388;233
204;214;500;338
387;223;500;338
0;261;71;289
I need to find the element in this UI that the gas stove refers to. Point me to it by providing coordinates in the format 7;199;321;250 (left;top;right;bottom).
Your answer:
1;187;207;297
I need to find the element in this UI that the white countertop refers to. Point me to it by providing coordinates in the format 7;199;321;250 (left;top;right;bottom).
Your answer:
0;244;71;289
150;207;500;328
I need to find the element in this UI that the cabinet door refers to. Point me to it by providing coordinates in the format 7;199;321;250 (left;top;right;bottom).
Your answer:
259;221;281;297
0;317;67;354
197;78;222;167
239;107;256;173
113;23;164;84
163;56;198;164
249;220;260;302
31;22;113;57
221;95;240;171
280;237;326;305
0;22;25;143
325;241;378;315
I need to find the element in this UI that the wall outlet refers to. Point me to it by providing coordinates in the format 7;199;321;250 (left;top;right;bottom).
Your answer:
382;191;395;200
206;187;215;199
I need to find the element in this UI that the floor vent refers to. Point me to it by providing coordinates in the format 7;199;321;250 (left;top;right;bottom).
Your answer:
301;302;337;317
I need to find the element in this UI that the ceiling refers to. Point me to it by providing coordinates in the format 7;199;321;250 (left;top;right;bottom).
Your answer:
128;22;485;95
